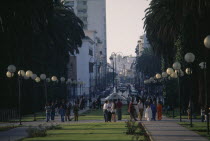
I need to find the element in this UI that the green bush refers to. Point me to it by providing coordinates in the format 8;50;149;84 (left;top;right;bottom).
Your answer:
26;125;47;138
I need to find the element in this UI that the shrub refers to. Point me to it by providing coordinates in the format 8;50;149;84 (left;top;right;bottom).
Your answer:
45;124;62;130
26;125;47;137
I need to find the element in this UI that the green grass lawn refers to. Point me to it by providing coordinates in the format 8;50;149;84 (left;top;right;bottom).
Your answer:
164;110;201;119
179;122;210;140
21;106;145;141
22;122;137;141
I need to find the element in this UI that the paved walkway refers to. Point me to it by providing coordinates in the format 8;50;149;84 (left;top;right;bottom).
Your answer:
0;108;90;141
142;116;209;141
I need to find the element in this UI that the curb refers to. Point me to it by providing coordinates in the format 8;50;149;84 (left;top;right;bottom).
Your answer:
141;122;154;141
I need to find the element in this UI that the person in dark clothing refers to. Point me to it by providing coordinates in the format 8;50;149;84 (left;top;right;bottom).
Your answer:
150;101;157;121
128;99;137;121
51;102;56;121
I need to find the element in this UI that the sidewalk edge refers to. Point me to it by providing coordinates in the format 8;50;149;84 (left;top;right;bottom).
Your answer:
141;122;154;141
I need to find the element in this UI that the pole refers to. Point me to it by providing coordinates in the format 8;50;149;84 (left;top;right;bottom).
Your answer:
177;76;182;122
204;62;209;134
18;76;22;125
44;81;47;104
113;62;114;88
190;67;193;127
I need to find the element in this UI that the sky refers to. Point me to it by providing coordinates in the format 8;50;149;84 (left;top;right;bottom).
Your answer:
106;0;150;58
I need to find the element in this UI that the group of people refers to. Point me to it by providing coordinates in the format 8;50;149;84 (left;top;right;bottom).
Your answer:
45;99;80;122
128;98;163;121
103;99;123;122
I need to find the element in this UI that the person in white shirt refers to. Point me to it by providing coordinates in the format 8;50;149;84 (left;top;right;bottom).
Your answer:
107;100;112;122
145;105;152;121
137;99;144;121
103;100;108;122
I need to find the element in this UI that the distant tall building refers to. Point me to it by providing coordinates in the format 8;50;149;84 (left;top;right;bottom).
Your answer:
64;0;107;60
64;0;107;98
136;34;150;56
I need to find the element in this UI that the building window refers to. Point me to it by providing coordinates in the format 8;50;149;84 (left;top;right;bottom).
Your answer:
89;49;93;56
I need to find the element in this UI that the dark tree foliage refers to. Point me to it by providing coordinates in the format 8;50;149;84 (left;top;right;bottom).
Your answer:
0;0;85;113
144;0;210;110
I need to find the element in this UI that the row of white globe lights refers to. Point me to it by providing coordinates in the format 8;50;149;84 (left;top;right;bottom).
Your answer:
6;65;84;85
144;35;210;84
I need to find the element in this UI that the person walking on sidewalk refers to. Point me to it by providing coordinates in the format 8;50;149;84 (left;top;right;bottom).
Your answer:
151;101;157;121
73;102;79;121
107;100;112;122
45;103;51;122
128;99;137;121
145;105;152;121
51;102;56;121
103;100;108;122
65;102;72;121
117;99;123;120
137;99;144;121
157;101;162;120
59;105;65;122
111;100;117;122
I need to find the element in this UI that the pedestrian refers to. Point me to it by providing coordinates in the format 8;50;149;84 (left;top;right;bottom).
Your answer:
111;100;117;122
51;102;56;121
151;101;157;121
128;99;137;121
73;102;79;121
201;106;205;122
145;105;152;121
65;102;72;121
103;100;108;122
107;100;112;122
116;99;123;120
157;101;162;120
137;99;144;121
59;105;65;122
45;103;51;122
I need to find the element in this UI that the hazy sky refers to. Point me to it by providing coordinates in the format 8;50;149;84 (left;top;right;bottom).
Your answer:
106;0;150;58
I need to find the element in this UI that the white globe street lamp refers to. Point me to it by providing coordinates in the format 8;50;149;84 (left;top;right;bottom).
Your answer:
6;71;14;78
40;74;47;80
204;35;210;49
166;68;174;75
35;77;41;83
18;70;25;77
185;68;192;75
31;74;37;80
7;65;16;73
156;73;161;79
162;72;168;78
173;62;181;70
170;72;178;78
51;76;58;82
184;53;195;63
26;70;33;78
203;35;210;134
60;77;65;83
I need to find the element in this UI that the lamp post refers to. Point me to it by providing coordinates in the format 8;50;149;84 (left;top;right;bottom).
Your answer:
202;35;210;134
40;74;47;104
172;62;182;122
31;73;38;121
7;65;25;125
184;52;195;127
